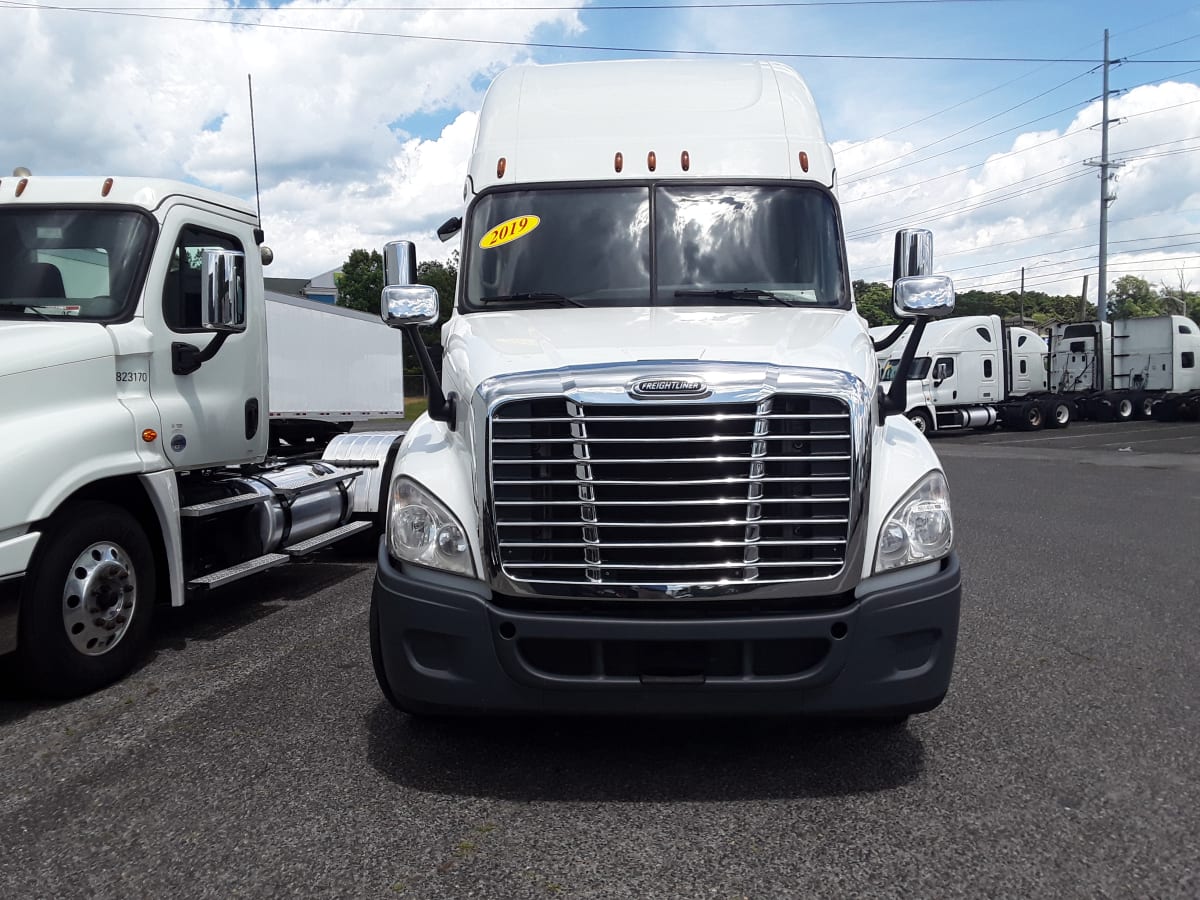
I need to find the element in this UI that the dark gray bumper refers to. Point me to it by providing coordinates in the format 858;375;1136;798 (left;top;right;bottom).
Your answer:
0;574;21;656
371;547;961;717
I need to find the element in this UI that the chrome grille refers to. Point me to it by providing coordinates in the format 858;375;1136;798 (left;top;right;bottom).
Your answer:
489;395;853;587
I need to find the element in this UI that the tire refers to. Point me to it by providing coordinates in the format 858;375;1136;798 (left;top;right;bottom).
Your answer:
1135;394;1157;420
1043;398;1072;430
1018;401;1044;431
1114;396;1134;422
16;502;156;698
906;409;933;435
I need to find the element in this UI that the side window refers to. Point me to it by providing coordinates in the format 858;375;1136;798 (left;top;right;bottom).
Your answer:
1183;352;1195;369
163;226;242;332
1019;359;1027;375
983;359;993;378
975;327;991;342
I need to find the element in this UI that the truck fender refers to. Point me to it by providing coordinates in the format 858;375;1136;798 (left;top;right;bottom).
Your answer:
139;471;186;607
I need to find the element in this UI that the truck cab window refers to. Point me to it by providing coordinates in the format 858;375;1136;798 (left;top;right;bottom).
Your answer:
163;226;243;332
983;359;993;378
933;357;954;382
1183;352;1195;369
1019;359;1026;375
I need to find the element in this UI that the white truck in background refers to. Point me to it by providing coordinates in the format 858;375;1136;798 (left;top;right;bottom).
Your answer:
1049;316;1200;421
0;172;405;696
871;314;1072;433
368;59;963;723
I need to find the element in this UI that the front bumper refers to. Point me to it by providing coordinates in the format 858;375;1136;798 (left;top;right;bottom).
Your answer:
372;546;962;717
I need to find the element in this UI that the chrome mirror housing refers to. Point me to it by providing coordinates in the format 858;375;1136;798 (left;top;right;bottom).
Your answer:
382;284;439;327
200;249;247;332
893;275;955;319
383;240;418;287
893;228;934;280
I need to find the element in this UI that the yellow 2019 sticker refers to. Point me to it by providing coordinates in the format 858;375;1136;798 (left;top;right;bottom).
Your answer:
479;215;540;249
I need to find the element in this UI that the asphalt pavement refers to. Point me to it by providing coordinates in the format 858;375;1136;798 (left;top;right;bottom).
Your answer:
2;424;1198;899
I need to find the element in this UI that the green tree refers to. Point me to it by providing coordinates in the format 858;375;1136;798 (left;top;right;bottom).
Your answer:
1106;275;1164;320
852;280;896;327
335;248;384;314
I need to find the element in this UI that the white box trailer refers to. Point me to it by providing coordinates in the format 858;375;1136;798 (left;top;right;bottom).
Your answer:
265;292;405;443
1049;315;1200;421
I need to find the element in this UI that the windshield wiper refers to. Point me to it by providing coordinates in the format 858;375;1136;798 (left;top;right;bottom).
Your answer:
0;302;52;321
673;288;790;306
478;291;585;308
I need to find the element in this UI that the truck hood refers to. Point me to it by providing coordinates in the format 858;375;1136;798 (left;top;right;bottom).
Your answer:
0;321;114;380
444;306;879;397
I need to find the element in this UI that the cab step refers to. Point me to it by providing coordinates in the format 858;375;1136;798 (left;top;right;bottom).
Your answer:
284;520;373;558
187;553;289;591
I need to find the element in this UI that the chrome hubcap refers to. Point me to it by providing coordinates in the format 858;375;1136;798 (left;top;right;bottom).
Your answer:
62;542;137;656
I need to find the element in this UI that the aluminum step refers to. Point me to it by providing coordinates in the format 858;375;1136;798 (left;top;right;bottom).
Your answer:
284;520;373;558
188;553;289;591
180;493;270;518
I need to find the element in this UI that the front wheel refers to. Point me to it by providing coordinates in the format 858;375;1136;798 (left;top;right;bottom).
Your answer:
16;502;156;698
907;409;933;435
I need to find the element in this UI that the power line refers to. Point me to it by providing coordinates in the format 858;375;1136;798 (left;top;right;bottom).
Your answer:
36;0;1036;9
0;0;1144;62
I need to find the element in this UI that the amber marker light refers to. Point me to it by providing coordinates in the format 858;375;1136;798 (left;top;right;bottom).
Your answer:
496;157;507;178
799;151;810;173
142;429;158;443
614;152;623;173
102;178;114;197
647;151;656;172
681;150;690;172
16;178;28;197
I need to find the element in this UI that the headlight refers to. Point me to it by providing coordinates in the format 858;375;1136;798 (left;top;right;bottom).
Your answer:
874;470;953;573
387;477;476;577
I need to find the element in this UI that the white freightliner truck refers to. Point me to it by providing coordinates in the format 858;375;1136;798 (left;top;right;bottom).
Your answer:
368;60;962;720
871;314;1072;433
0;172;406;696
1048;316;1200;421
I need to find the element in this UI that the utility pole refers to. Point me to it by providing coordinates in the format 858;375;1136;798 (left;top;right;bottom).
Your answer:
1080;274;1089;320
1020;266;1025;324
1085;29;1123;323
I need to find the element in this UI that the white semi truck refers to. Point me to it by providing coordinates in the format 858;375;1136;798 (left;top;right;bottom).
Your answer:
872;314;1072;433
0;172;406;696
368;60;962;721
1049;316;1200;421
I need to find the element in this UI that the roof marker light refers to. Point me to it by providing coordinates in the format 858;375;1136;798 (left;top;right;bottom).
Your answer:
799;151;810;173
681;150;690;172
16;178;28;197
647;151;656;172
614;152;623;173
102;178;114;197
496;157;506;178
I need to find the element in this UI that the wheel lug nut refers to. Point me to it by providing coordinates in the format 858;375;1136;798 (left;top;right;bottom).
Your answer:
123;600;134;609
116;616;127;625
94;618;106;627
123;585;134;593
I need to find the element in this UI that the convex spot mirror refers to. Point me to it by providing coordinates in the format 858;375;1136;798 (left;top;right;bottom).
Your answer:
382;284;439;327
201;249;247;332
894;275;955;319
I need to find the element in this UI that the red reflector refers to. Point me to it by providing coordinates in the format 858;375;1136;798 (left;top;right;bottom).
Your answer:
496;157;506;178
614;152;623;173
647;151;656;172
16;178;28;197
102;177;114;197
799;151;810;173
681;150;690;172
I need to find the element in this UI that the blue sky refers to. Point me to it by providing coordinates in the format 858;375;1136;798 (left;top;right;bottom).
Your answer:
2;0;1197;297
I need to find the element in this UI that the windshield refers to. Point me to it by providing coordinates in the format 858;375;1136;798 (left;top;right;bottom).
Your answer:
881;356;932;382
0;207;155;322
463;183;847;309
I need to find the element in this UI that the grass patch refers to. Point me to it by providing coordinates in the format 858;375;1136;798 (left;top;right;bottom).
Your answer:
404;396;429;420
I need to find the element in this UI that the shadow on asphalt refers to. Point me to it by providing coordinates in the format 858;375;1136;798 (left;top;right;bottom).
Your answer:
364;700;925;801
0;553;372;723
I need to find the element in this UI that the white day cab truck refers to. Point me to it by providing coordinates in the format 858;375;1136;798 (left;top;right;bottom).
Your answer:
369;60;962;722
871;314;1073;433
0;172;407;696
1048;316;1200;422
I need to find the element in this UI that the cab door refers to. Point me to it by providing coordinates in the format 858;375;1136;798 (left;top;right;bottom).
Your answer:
144;208;267;469
930;355;959;404
977;352;998;403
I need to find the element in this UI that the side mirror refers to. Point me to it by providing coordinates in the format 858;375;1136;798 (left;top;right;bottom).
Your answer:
200;249;247;332
932;363;949;385
382;284;440;327
894;275;955;319
893;228;934;280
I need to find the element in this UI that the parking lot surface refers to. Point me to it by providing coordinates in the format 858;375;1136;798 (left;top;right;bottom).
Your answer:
2;423;1198;899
